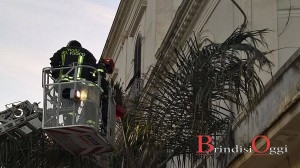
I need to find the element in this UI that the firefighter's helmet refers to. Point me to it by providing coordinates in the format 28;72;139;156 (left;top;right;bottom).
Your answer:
67;40;82;48
102;58;115;74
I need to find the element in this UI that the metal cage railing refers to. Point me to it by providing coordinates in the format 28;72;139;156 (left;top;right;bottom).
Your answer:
42;65;101;130
42;65;116;144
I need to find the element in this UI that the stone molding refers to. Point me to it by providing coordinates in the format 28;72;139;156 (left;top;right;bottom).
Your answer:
128;0;147;37
155;0;205;59
102;0;147;60
144;0;219;94
102;0;133;59
277;8;300;18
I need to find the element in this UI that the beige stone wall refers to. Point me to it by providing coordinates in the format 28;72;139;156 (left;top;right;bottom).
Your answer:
278;0;300;67
111;0;182;89
109;0;300;105
104;0;300;167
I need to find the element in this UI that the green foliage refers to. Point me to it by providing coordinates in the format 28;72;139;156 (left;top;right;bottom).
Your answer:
111;79;125;106
113;27;273;167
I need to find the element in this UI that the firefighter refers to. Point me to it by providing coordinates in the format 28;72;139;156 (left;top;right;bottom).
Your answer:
50;40;96;82
50;40;97;126
95;58;115;134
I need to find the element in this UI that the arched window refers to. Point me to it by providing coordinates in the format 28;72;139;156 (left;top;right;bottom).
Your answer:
134;34;142;78
126;34;142;96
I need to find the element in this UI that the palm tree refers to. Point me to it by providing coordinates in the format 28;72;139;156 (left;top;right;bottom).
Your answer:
111;1;273;167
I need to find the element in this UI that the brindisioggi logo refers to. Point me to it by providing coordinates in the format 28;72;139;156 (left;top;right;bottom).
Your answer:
197;135;288;156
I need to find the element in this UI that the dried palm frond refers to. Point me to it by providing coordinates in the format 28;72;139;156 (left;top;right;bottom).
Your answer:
114;27;272;168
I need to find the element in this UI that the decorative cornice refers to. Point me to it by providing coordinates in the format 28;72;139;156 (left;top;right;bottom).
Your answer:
128;0;147;37
102;0;132;59
277;9;300;18
143;0;211;95
195;0;220;34
155;0;206;59
173;0;203;45
102;0;147;61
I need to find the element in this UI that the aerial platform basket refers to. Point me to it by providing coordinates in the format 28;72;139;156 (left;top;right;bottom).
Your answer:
42;65;115;155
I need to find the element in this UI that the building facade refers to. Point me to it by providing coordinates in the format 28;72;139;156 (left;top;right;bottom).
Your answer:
102;0;300;167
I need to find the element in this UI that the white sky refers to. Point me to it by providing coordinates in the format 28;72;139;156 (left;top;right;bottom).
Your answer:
0;0;120;111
